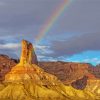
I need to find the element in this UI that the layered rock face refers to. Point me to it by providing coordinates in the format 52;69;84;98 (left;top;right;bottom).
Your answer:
39;62;95;84
20;40;38;65
88;65;100;78
0;55;17;81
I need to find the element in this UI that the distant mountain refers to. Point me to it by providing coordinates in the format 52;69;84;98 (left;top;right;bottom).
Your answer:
39;62;100;79
88;64;100;78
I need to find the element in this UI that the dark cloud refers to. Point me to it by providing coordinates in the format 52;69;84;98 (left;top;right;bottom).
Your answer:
0;40;7;44
0;0;100;36
49;33;100;57
44;0;100;35
0;0;60;35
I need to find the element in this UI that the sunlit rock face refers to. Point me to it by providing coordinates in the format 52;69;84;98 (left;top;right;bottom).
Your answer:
20;40;38;65
4;40;59;83
5;40;39;81
86;79;100;96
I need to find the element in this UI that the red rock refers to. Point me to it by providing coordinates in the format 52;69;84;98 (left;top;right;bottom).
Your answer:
0;55;17;81
39;62;93;84
20;40;38;65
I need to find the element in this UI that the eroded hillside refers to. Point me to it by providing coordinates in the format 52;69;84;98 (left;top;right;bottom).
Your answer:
0;40;99;100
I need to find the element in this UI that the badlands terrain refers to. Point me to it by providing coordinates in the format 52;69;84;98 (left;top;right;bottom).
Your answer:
0;40;99;100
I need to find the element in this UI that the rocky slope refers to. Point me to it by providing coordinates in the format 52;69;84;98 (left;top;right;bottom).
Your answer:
39;62;100;97
39;62;96;83
0;54;100;97
88;65;100;78
0;40;97;100
0;55;17;81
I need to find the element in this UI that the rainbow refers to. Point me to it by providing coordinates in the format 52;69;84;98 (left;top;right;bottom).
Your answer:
35;0;73;44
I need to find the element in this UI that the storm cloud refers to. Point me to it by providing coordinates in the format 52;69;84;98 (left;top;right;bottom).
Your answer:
49;33;100;57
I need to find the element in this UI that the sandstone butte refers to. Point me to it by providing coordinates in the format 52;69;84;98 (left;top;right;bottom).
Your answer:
0;40;99;100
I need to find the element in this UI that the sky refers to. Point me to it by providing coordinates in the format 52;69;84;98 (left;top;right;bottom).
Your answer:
0;0;100;65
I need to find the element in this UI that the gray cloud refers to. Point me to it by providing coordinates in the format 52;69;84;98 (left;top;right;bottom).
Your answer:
0;0;100;36
0;0;60;36
48;33;100;57
0;42;21;58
